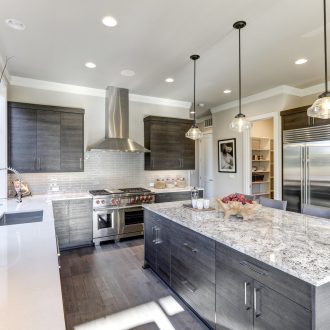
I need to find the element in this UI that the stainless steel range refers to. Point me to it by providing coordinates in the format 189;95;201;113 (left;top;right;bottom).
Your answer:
89;188;155;245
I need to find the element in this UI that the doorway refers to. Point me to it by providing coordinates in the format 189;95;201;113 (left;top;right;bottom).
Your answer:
199;133;214;198
243;112;280;200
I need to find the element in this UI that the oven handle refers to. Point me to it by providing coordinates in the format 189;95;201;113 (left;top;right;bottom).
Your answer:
94;209;117;215
122;206;144;212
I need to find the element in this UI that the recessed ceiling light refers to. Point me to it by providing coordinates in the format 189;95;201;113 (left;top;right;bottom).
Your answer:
165;77;174;83
5;18;26;30
198;103;204;107
295;58;308;65
102;16;118;27
121;69;135;77
223;89;232;94
85;62;96;69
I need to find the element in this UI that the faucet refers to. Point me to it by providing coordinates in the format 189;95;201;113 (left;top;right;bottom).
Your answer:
0;167;22;203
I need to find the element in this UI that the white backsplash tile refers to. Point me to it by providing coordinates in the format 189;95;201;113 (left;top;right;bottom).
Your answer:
7;152;189;196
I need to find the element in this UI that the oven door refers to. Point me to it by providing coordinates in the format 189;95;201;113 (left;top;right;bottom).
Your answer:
93;208;118;240
119;206;144;235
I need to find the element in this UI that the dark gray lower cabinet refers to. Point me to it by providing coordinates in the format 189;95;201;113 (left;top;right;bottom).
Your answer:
52;198;92;250
155;190;203;203
144;209;329;330
144;210;171;285
215;244;311;330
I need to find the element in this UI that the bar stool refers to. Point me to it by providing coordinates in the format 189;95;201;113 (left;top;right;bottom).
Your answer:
301;204;330;219
259;196;287;211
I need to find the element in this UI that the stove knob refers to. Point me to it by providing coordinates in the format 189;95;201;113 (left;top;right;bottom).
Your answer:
136;196;140;202
101;200;105;204
96;200;100;204
131;197;135;204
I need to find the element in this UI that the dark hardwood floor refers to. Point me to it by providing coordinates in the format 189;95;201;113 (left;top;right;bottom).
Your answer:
60;238;209;330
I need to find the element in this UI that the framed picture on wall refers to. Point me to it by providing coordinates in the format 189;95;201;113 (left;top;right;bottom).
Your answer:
218;138;236;173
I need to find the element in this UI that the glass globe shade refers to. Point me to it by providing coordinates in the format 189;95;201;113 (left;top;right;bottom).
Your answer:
185;125;203;140
307;96;330;119
229;115;252;132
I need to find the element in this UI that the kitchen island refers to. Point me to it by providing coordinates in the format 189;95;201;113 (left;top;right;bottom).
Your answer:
143;201;330;330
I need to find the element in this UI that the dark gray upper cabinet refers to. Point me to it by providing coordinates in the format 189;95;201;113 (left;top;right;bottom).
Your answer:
154;190;203;203
8;107;37;172
144;116;195;170
8;102;84;173
60;112;84;172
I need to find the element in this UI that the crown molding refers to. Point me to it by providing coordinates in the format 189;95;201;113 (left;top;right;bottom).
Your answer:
211;85;303;114
10;75;191;109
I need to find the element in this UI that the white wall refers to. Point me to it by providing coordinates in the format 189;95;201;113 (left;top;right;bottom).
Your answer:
251;118;273;138
7;85;190;148
211;92;318;197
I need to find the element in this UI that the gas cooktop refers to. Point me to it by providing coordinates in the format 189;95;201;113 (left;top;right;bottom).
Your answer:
118;187;151;194
89;189;123;196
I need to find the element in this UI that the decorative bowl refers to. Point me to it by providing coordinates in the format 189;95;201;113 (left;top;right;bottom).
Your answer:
217;194;261;220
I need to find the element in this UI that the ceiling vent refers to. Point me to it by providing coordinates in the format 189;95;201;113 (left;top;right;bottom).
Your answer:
204;118;213;128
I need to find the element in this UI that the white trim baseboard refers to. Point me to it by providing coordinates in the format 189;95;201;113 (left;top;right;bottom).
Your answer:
10;76;191;109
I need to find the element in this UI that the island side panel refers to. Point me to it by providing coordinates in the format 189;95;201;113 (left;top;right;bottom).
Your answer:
313;281;330;329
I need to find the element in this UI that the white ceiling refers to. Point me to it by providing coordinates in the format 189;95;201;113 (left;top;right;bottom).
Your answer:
0;0;327;112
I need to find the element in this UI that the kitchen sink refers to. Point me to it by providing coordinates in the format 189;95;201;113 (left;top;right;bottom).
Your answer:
0;210;43;226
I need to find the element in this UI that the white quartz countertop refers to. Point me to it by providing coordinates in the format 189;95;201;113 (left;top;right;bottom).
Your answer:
148;186;204;194
0;196;66;330
143;201;330;286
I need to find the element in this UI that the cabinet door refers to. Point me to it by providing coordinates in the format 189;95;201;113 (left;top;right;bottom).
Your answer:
52;200;70;250
36;110;61;171
171;224;216;329
156;221;171;285
216;256;253;330
253;281;311;330
150;152;182;170
68;199;92;247
144;212;157;270
60;113;84;171
8;107;37;172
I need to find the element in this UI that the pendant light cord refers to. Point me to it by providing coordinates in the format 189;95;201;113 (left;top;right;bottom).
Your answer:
238;27;242;115
324;0;328;93
193;58;196;124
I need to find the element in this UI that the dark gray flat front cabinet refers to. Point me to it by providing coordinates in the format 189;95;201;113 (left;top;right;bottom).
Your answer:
37;110;61;171
144;210;171;285
216;257;253;330
52;199;92;250
144;116;195;170
155;190;203;203
8;102;84;173
216;242;312;330
60;112;84;172
253;281;311;330
171;223;215;329
8;107;37;172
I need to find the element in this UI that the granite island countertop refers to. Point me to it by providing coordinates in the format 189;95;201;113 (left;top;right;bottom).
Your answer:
143;201;330;287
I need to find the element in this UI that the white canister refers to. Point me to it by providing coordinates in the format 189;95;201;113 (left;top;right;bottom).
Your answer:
203;199;210;209
192;199;198;208
197;199;204;210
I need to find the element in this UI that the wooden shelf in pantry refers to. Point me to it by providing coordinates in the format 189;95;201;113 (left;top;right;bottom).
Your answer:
253;192;271;196
252;181;270;184
252;160;270;162
253;171;270;173
252;148;270;151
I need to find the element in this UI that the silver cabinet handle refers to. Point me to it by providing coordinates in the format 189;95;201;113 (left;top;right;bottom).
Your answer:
34;158;37;170
151;159;154;169
254;287;261;318
38;157;41;170
240;261;268;276
183;242;198;253
79;157;82;169
181;158;184;168
56;236;61;270
244;282;251;310
152;226;156;243
181;279;197;293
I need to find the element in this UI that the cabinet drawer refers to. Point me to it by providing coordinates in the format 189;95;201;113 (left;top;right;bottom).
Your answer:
171;223;215;284
216;242;312;310
171;261;215;329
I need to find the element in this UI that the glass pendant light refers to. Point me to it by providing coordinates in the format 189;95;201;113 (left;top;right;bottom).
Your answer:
186;55;203;140
229;21;252;132
307;0;330;119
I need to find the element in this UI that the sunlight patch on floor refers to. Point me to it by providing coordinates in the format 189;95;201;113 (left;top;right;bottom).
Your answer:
74;296;184;330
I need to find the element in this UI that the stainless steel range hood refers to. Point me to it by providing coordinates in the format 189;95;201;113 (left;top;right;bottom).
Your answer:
89;86;150;153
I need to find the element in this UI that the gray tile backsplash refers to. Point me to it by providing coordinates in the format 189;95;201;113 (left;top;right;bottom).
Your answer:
7;152;189;196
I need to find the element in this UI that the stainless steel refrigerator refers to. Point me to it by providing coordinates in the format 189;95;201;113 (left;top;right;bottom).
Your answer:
283;125;330;213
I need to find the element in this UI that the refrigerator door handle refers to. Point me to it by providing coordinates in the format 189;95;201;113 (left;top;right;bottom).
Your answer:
306;146;310;205
300;147;305;207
